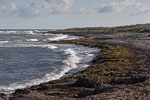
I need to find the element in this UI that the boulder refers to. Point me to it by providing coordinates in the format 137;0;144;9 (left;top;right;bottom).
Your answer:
74;77;101;88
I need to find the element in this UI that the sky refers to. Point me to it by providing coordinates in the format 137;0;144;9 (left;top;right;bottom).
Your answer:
0;0;150;29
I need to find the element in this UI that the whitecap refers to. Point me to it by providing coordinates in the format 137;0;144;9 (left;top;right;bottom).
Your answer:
0;41;8;44
25;31;35;34
41;45;58;49
87;53;94;57
26;39;39;42
44;34;68;42
63;48;81;68
47;45;58;49
2;31;16;34
34;30;48;33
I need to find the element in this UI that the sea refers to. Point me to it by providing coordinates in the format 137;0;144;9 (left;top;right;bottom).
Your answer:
0;30;100;94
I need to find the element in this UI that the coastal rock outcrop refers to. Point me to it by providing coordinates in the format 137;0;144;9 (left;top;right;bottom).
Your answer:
110;76;149;84
78;87;115;98
0;93;8;100
74;77;102;88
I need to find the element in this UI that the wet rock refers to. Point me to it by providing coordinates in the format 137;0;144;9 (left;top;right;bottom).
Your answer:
10;92;72;100
110;76;149;84
13;89;31;96
36;85;50;91
144;79;150;85
125;71;137;77
0;93;8;100
78;87;115;98
0;98;8;100
93;87;115;94
74;77;101;88
104;72;116;76
78;89;93;98
0;93;6;98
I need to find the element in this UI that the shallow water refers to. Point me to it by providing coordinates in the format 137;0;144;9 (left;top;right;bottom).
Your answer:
0;30;100;94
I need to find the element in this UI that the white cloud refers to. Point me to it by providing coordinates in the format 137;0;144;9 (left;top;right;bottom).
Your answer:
98;2;125;13
11;3;17;11
0;4;7;18
0;0;74;18
0;0;149;18
16;3;42;18
124;0;135;4
78;0;134;14
132;3;150;15
16;0;74;18
77;0;150;16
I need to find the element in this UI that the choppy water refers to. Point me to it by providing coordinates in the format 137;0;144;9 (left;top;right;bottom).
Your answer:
0;30;100;94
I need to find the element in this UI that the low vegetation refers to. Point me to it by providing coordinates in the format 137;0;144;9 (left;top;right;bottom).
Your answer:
108;33;148;37
60;24;150;33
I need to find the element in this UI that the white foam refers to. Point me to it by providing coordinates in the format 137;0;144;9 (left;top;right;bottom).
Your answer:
42;45;58;49
87;53;94;57
0;43;59;49
26;39;39;42
0;31;16;34
0;41;8;44
25;31;35;34
2;31;16;34
47;45;58;49
63;48;81;68
8;31;16;33
0;48;82;94
44;34;68;41
34;30;48;33
41;45;58;49
42;33;52;36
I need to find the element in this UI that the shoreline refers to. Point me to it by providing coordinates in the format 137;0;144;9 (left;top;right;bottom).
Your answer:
1;31;150;100
0;35;99;95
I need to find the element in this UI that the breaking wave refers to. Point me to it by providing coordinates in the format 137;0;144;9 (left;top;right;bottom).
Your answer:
41;45;58;49
0;30;99;94
0;31;16;34
0;48;82;94
44;34;68;41
25;31;35;34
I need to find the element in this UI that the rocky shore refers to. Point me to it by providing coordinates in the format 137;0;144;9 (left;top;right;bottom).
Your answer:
1;25;150;100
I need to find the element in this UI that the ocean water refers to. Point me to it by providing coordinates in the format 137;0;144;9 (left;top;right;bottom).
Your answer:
0;30;100;94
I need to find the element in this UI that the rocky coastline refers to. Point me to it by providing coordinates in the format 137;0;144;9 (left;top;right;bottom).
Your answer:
1;24;150;100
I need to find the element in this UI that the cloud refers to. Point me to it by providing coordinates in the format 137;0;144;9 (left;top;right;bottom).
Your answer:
78;0;135;14
11;3;17;11
132;3;150;15
0;4;7;18
0;0;74;18
77;0;150;16
16;0;74;18
98;2;125;13
0;0;149;18
124;0;135;4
